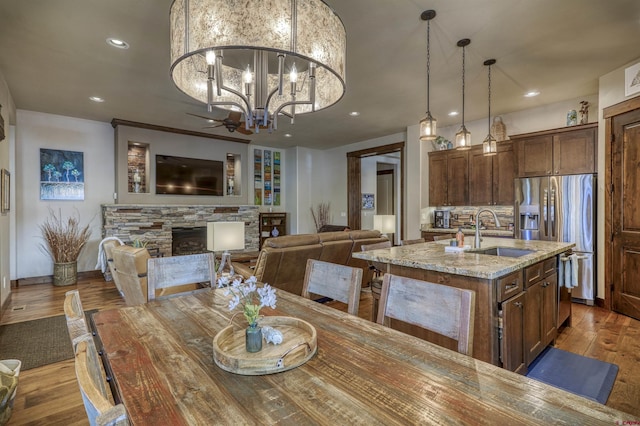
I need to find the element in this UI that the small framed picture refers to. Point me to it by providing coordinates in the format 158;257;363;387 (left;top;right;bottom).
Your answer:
1;168;9;213
362;193;375;210
624;62;640;97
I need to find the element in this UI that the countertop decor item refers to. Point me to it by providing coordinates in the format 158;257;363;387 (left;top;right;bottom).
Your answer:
217;275;277;353
39;208;91;286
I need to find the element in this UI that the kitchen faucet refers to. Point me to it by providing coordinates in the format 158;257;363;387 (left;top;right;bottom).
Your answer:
474;209;501;249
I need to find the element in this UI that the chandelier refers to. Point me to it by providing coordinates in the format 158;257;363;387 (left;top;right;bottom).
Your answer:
170;0;346;134
455;39;471;150
482;59;497;156
419;10;437;141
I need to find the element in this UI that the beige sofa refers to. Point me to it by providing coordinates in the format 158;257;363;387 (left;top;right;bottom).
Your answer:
233;230;388;296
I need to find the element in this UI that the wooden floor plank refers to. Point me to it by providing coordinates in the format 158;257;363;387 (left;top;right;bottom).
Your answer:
1;276;639;423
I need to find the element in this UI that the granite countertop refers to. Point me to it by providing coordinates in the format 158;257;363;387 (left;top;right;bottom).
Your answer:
352;237;575;280
421;225;514;238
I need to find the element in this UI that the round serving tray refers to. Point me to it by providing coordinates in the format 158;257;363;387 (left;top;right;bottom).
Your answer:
212;316;317;375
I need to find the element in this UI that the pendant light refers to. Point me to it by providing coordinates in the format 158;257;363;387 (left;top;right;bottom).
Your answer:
419;10;437;141
455;39;471;150
482;59;497;156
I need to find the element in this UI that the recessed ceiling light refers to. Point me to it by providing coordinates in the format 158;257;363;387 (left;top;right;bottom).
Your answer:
448;111;459;116
524;90;540;98
106;38;129;49
284;133;292;138
89;96;105;103
349;111;360;116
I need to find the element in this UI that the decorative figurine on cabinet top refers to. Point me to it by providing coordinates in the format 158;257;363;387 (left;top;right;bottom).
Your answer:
579;101;589;125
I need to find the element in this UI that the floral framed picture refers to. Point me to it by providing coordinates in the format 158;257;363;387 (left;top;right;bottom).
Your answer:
1;169;9;213
40;148;85;200
362;193;375;210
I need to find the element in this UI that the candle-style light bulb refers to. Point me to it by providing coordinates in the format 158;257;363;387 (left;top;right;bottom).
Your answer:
205;50;216;66
243;65;253;84
290;64;298;83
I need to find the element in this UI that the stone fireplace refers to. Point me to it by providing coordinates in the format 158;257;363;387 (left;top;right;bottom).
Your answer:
101;204;259;257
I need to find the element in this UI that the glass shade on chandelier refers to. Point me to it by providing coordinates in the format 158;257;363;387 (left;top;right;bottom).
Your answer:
170;0;346;133
455;38;471;150
419;10;437;142
483;59;498;156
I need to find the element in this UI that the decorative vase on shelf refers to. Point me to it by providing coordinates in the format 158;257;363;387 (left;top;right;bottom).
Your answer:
245;324;263;353
566;110;578;126
271;226;279;237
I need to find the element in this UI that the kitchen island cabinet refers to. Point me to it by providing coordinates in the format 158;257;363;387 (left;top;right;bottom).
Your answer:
353;237;573;373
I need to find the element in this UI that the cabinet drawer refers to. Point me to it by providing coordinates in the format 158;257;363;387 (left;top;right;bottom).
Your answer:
497;270;523;302
524;262;543;288
542;257;557;278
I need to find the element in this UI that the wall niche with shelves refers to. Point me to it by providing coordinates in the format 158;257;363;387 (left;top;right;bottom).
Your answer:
127;141;149;194
226;153;241;196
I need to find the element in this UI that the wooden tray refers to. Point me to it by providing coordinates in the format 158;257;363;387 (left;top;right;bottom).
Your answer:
213;316;317;375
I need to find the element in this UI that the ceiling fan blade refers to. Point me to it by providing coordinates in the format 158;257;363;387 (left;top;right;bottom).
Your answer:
203;124;224;129
235;127;253;135
187;112;216;121
228;111;242;122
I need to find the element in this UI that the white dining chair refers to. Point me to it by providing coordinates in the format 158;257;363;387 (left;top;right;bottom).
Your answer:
302;259;363;316
147;252;216;301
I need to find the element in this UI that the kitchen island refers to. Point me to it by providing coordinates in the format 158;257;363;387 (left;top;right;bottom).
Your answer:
353;237;575;373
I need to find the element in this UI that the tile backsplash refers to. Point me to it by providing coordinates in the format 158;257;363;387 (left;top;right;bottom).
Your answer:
422;206;514;230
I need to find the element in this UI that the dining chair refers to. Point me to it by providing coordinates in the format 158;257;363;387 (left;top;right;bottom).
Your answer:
301;259;363;316
102;239;124;295
64;290;89;348
147;252;216;301
377;273;476;356
74;335;129;426
433;234;455;241
111;246;150;306
400;238;425;245
361;240;392;321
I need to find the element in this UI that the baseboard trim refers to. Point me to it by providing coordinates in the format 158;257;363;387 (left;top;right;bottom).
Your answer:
595;297;606;309
0;291;12;321
15;270;105;286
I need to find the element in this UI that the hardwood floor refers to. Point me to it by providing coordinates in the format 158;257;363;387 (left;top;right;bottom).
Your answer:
2;277;639;425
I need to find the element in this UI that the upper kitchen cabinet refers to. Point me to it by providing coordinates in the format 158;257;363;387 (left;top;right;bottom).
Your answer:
469;141;515;206
513;123;597;178
429;150;468;206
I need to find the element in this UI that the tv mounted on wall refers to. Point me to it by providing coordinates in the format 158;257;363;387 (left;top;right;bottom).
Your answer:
156;154;224;196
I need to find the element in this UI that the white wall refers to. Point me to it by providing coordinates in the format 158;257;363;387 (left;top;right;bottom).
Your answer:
115;125;251;205
15;110;114;279
0;69;16;310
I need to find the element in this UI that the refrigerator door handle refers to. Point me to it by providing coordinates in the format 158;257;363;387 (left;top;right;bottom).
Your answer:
543;188;548;234
550;187;556;238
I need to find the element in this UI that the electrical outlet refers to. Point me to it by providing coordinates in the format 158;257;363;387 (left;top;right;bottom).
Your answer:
2;276;6;289
340;212;346;217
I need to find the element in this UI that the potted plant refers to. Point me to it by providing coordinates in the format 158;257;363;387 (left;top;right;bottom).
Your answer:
39;209;91;286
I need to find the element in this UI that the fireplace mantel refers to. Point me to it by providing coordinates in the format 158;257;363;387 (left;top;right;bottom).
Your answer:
101;204;259;257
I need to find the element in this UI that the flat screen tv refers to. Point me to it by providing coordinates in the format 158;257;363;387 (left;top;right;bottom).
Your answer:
155;154;224;196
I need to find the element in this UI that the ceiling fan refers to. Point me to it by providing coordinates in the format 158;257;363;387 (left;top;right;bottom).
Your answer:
187;111;253;135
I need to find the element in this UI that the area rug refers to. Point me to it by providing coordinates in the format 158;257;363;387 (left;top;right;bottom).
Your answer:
526;347;618;404
0;310;97;370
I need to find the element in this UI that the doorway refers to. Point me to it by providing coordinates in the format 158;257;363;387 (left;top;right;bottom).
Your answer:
346;142;405;239
604;97;640;320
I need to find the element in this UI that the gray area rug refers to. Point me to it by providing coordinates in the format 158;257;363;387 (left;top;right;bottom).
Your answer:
0;311;97;370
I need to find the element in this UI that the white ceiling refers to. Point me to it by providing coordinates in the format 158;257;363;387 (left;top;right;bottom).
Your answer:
0;0;639;149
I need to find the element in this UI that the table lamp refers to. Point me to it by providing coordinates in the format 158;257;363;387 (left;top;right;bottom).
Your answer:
207;221;245;280
373;215;396;240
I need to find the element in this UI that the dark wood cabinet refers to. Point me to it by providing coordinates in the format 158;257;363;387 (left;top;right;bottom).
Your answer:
500;291;526;374
523;259;558;366
513;123;596;178
469;142;515;206
259;212;287;249
428;150;468;206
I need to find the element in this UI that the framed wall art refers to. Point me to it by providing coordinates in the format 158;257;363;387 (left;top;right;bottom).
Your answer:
625;61;640;97
40;148;85;200
362;193;375;210
1;168;9;213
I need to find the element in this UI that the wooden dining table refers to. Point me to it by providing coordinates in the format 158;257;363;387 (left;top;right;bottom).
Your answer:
93;289;637;425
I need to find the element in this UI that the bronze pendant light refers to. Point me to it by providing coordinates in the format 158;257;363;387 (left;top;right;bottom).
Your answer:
483;59;498;156
455;39;471;150
419;10;437;141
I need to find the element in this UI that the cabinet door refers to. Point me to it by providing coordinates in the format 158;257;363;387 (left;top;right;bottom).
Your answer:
428;152;448;206
541;273;558;347
552;127;596;175
493;142;515;205
446;151;468;205
516;135;553;177
468;146;493;206
501;292;526;374
524;280;543;365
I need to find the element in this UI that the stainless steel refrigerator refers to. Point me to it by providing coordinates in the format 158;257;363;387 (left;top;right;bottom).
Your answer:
514;174;596;304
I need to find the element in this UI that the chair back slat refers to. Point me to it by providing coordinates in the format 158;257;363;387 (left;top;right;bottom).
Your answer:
64;290;89;348
147;252;216;301
400;238;425;246
75;335;129;425
111;246;150;306
302;259;363;316
377;273;475;356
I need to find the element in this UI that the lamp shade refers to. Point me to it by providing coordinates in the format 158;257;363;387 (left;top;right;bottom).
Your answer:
207;221;245;252
373;215;396;234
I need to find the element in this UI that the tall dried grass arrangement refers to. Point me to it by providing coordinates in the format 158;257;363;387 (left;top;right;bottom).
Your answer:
310;202;331;232
39;209;91;263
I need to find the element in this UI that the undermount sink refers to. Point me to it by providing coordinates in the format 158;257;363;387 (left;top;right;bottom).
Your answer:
470;247;535;258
